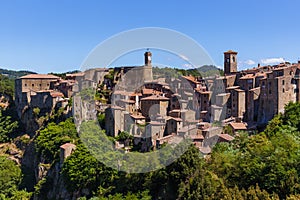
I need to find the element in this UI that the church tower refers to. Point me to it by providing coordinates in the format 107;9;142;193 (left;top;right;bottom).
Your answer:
224;50;238;75
144;51;152;66
143;50;153;81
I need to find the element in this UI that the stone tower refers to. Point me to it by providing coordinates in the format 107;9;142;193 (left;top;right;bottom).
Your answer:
143;50;153;81
224;50;238;75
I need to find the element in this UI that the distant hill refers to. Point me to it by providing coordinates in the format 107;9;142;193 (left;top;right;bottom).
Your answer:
153;65;224;79
0;68;37;79
197;65;222;72
188;65;224;77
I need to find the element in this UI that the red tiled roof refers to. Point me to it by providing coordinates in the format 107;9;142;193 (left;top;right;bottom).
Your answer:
141;94;169;101
234;88;245;92
182;75;200;84
60;143;76;149
120;99;135;104
218;134;234;141
171;117;183;122
224;50;238;54
50;91;64;98
239;74;254;80
189;134;204;140
131;114;145;119
130;93;142;96
229;122;247;130
20;74;60;79
113;90;132;95
142;88;154;95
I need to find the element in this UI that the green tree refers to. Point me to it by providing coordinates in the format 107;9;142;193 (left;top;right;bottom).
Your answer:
0;110;18;142
62;144;117;195
0;156;22;198
35;118;78;162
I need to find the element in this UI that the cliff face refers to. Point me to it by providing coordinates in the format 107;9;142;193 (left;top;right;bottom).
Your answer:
21;108;39;137
21;141;75;200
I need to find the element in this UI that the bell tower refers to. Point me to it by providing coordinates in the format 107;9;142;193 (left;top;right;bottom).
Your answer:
144;51;152;66
224;50;238;75
143;50;153;81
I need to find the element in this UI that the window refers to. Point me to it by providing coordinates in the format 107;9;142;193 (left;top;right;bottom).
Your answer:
32;84;34;87
282;80;285;85
39;84;42;87
283;88;285;93
24;84;27;87
227;58;230;63
269;90;272;94
232;56;235;62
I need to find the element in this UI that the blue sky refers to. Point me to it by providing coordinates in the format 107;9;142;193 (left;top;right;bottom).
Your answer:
1;0;300;73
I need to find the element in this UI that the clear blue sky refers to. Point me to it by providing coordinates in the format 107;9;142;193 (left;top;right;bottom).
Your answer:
1;0;300;73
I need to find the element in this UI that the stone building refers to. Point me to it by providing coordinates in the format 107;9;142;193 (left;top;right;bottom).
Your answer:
101;50;300;154
257;65;298;124
15;74;60;118
140;94;169;120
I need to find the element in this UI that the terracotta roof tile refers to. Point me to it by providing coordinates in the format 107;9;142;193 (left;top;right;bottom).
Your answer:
189;134;204;140
131;114;145;119
229;122;247;130
218;134;234;141
60;143;76;149
224;50;238;54
142;88;154;95
20;74;60;79
50;91;64;98
141;94;169;101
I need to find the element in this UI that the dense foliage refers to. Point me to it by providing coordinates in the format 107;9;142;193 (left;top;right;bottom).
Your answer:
0;156;31;199
35;118;78;162
0;110;19;143
0;74;15;98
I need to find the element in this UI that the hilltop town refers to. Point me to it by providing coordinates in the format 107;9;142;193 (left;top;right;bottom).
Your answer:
13;50;300;155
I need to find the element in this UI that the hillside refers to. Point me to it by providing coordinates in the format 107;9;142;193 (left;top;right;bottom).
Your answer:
153;65;224;79
0;68;37;79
